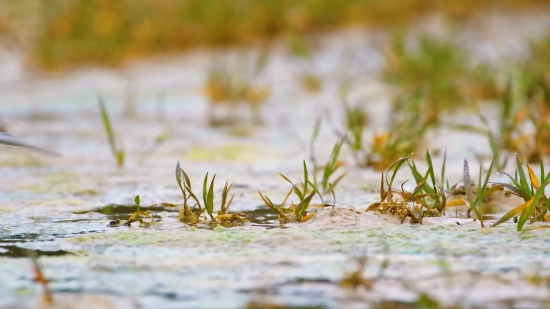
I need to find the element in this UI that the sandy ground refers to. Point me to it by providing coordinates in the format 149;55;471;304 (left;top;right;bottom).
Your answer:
1;10;550;309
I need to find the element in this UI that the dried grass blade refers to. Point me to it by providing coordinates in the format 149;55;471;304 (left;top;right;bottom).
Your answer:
527;165;540;189
492;197;534;227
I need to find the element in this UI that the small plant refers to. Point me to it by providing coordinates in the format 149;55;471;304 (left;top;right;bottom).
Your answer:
367;153;446;224
492;154;550;231
172;162;248;227
259;160;330;223
121;195;155;227
98;96;125;167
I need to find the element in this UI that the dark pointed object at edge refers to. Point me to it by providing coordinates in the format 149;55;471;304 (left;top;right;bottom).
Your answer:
0;132;60;156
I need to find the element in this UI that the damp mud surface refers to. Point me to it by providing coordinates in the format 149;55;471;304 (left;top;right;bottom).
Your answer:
2;10;550;309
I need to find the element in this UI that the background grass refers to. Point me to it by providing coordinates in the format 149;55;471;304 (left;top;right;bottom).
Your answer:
0;0;548;70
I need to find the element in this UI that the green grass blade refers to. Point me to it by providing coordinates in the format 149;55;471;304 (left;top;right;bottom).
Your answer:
516;154;531;199
408;159;435;195
385;156;410;188
498;171;523;197
323;134;347;189
311;117;321;143
329;183;336;208
307;179;324;205
475;165;484;224
441;148;447;190
203;172;209;208
206;175;216;218
517;184;547;231
425;151;436;187
98;96;124;167
295;191;316;218
134;195;141;213
303;160;309;198
331;172;348;190
541;159;545;187
221;181;230;215
280;174;304;201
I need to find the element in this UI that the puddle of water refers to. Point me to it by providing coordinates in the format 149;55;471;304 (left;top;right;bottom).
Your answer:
0;245;74;258
74;204;280;225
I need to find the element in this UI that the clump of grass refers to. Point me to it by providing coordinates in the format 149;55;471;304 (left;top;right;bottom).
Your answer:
259;160;332;224
98;96;125;167
172;162;249;227
205;49;270;126
367;152;448;224
367;151;498;225
493;154;550;231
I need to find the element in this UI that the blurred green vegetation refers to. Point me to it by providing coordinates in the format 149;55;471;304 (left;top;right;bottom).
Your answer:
0;0;547;69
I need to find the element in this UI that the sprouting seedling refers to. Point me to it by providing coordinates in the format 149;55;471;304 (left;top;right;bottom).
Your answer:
122;195;155;227
98;96;125;167
260;160;326;223
135;195;141;213
203;173;216;220
280;160;324;204
309;117;322;181
493;154;550;231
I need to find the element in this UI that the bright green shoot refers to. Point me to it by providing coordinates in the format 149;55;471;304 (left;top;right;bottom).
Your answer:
98;96;125;167
320;134;348;193
134;195;141;213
